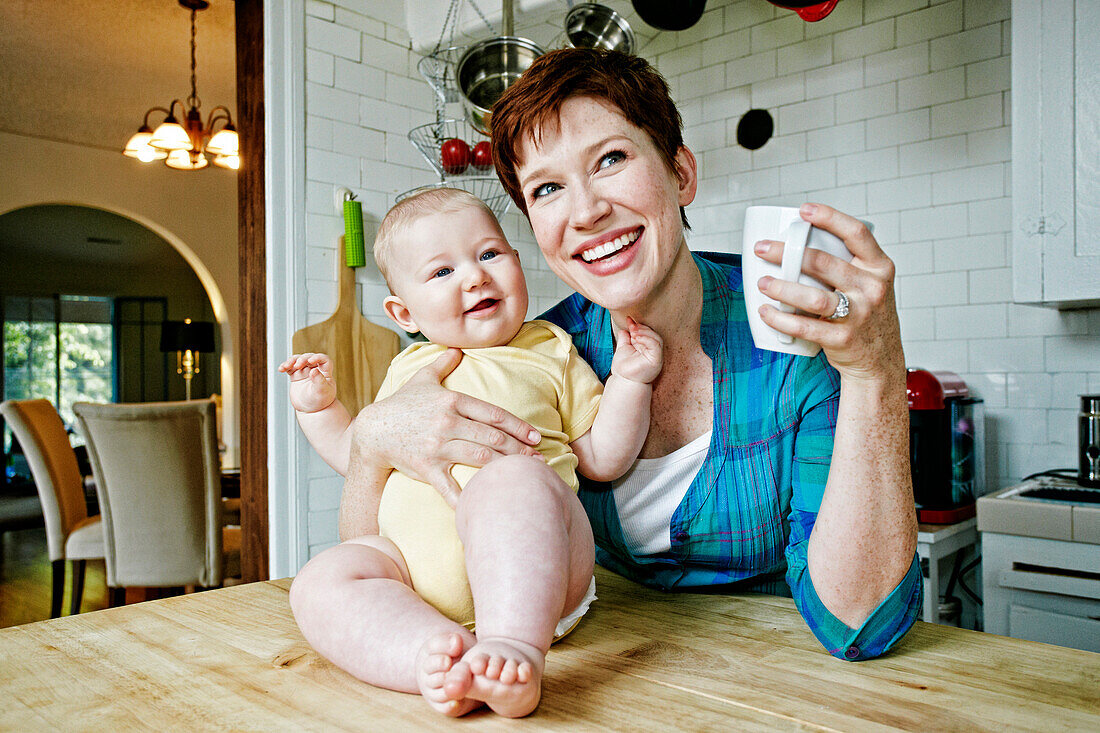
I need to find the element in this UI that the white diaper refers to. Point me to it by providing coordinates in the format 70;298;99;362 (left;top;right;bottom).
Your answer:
553;576;597;641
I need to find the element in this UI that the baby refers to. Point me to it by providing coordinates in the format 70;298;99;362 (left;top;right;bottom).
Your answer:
281;188;661;718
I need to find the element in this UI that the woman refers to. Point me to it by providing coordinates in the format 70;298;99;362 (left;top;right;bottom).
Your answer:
342;49;920;661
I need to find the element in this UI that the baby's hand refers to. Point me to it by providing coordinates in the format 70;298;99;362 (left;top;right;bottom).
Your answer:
611;318;663;384
278;353;337;413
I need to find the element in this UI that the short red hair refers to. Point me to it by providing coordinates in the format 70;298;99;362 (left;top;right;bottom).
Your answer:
490;48;689;227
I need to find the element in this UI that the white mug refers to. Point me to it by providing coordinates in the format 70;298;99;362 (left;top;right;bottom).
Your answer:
741;206;857;357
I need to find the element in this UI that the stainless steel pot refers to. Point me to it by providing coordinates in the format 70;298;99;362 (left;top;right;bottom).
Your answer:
457;36;545;135
565;3;635;55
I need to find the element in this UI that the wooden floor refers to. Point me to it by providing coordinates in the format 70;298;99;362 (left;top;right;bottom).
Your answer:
0;527;108;628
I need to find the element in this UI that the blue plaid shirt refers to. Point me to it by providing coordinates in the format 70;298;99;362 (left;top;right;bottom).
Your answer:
542;251;921;661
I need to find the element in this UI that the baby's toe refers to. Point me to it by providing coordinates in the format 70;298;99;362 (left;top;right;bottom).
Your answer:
443;660;474;700
420;674;449;701
466;652;489;676
498;658;520;685
483;654;506;680
422;634;454;657
424;653;451;675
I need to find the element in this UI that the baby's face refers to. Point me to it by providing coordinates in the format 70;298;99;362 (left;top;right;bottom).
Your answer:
384;205;529;349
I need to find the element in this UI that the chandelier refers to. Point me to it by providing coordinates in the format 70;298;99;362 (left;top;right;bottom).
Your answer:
122;0;239;171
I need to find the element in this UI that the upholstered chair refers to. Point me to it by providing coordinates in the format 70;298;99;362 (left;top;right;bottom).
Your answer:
73;399;235;603
0;399;104;617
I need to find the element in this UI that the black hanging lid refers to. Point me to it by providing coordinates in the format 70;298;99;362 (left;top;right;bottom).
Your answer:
631;0;707;32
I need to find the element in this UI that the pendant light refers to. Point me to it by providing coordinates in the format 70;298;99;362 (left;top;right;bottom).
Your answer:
122;0;239;171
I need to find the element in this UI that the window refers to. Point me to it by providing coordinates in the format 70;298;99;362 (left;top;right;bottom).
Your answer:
3;295;115;426
3;295;117;490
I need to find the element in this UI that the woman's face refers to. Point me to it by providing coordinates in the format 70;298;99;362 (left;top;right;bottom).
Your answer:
515;96;697;314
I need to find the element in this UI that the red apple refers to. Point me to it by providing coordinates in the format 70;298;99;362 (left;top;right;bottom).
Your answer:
472;141;493;171
440;138;470;175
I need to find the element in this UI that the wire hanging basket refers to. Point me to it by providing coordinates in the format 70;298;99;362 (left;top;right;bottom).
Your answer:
396;177;513;221
417;46;466;103
408;118;491;178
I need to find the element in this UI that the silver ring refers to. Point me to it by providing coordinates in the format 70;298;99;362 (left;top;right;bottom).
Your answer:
827;290;850;320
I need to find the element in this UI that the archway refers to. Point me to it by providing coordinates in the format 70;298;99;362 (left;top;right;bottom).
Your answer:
0;203;236;457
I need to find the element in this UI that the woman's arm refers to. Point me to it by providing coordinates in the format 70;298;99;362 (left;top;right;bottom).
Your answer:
338;421;390;539
755;203;918;627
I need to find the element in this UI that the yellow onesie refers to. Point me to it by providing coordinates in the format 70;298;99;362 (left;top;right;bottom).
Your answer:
375;320;604;626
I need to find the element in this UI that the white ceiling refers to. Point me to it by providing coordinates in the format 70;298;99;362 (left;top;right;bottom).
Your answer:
0;0;237;154
0;0;236;268
0;204;195;272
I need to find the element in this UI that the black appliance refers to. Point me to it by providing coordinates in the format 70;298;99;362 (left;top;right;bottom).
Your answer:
906;369;984;523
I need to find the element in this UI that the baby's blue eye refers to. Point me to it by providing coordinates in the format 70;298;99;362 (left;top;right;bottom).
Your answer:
432;267;453;278
599;150;625;169
480;250;498;261
532;182;561;199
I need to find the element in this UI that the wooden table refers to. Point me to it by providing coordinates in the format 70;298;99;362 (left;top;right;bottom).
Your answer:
1;568;1097;731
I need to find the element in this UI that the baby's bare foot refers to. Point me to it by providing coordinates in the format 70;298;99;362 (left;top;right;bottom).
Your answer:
415;632;483;717
442;637;545;718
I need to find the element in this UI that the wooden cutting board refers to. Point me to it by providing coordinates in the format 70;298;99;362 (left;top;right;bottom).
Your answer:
291;253;400;417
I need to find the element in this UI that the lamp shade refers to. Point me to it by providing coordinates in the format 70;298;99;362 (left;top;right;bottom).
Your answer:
165;149;209;170
150;118;193;151
212;153;240;170
160;320;215;353
205;126;239;156
123;128;169;161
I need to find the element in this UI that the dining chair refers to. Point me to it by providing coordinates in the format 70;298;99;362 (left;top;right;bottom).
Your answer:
72;399;237;603
0;399;104;617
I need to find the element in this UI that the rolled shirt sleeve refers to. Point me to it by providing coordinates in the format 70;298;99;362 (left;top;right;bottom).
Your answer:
785;354;922;660
787;509;922;661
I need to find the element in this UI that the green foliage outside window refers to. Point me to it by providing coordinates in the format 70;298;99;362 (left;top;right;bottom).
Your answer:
3;296;114;487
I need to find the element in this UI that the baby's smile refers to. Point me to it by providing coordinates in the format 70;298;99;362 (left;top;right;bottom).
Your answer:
465;298;500;315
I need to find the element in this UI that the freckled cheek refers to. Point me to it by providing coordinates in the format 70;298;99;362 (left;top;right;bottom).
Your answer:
532;221;566;263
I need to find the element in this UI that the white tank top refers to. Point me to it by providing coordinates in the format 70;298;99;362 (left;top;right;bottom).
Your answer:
610;430;712;556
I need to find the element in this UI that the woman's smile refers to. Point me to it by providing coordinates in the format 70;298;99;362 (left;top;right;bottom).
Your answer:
577;226;643;263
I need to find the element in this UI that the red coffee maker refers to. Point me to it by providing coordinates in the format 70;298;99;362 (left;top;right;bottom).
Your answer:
906;369;985;523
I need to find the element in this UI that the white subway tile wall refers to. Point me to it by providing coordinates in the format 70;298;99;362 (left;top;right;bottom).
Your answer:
299;0;1099;554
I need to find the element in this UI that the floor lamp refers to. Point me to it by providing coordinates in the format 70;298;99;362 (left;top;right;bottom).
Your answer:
159;319;215;400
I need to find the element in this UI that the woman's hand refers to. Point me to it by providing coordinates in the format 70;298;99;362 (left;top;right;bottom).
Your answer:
754;203;905;383
351;348;543;507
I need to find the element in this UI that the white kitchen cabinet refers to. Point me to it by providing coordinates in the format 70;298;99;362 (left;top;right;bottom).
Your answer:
1011;0;1100;308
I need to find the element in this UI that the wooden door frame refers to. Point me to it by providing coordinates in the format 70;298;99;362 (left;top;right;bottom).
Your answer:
238;1;313;579
236;0;268;582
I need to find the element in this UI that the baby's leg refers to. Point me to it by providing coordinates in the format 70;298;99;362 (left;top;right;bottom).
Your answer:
445;455;595;718
289;536;480;716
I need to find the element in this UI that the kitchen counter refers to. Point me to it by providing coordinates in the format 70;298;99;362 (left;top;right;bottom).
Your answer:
979;479;1100;652
1;567;1097;730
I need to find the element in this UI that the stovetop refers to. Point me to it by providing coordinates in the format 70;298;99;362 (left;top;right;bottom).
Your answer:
977;477;1100;545
1015;485;1100;504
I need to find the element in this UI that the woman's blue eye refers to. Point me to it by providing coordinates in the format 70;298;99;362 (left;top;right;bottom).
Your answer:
599;150;625;169
479;250;498;261
532;182;560;199
432;267;452;278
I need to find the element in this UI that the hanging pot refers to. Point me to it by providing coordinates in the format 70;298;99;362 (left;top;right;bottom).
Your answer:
631;0;706;32
766;1;841;22
565;3;635;55
457;36;546;134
